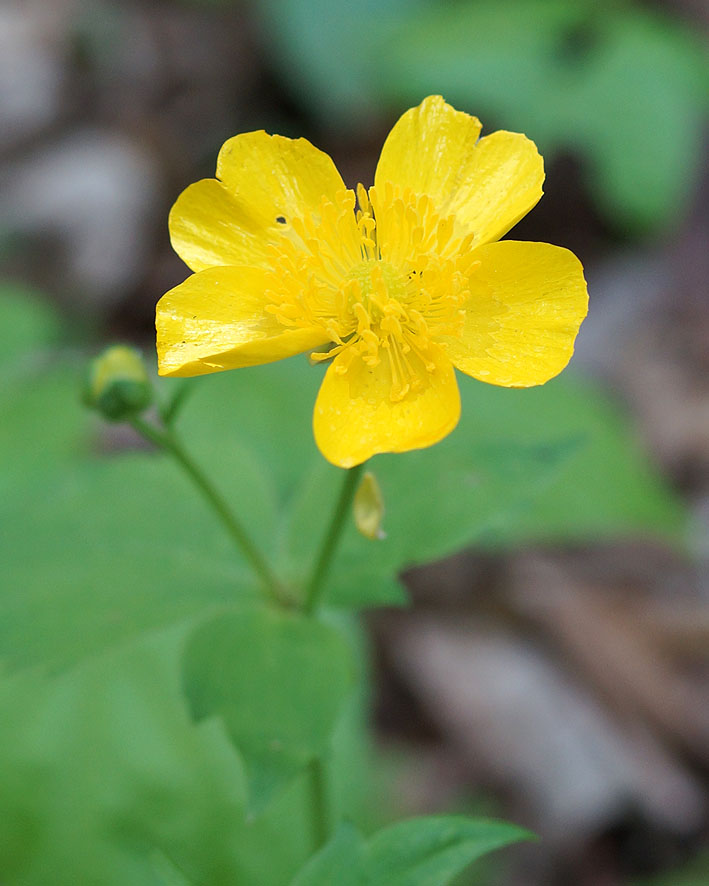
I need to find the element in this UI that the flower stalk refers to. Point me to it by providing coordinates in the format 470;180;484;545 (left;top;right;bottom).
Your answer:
303;462;366;614
307;757;331;853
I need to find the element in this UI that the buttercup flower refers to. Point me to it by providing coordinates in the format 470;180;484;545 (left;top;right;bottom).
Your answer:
157;96;588;467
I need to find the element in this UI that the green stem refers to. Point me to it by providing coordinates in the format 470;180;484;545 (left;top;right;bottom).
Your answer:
130;416;285;607
307;757;330;853
304;463;365;614
160;379;193;427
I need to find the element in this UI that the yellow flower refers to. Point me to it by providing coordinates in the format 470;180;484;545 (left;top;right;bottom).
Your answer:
156;96;588;468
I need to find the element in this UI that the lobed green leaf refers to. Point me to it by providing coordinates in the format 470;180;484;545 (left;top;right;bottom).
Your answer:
0;291;687;673
290;815;532;886
181;605;355;810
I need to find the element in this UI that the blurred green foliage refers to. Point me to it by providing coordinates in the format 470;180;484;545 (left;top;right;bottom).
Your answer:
632;853;709;886
0;628;371;886
290;817;531;885
0;282;693;881
0;285;686;673
253;0;707;232
183;606;354;810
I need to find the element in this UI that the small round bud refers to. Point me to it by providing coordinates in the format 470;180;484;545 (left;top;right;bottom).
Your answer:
353;471;386;540
85;345;152;421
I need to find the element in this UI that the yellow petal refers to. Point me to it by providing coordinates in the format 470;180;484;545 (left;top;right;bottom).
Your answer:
440;241;588;387
375;96;482;209
217;131;347;224
170;131;347;272
313;345;461;468
374;95;544;246
169;179;273;272
156;267;330;377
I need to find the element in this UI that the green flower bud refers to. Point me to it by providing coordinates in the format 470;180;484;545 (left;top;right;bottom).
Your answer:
85;345;152;421
353;471;385;540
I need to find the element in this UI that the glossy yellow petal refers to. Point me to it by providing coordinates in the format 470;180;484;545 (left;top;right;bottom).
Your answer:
440;241;588;387
170;131;348;273
449;131;544;245
217;131;346;224
375;96;482;214
169;179;273;272
156;267;330;377
374;95;544;246
313;344;461;468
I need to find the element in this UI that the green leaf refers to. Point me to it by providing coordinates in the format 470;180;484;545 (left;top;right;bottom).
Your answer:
290;816;531;886
253;0;707;229
150;851;196;886
0;282;63;371
0;626;369;886
0;288;84;496
251;0;423;125
458;375;688;547
285;429;581;607
364;816;532;886
0;292;686;672
175;356;320;503
290;824;364;886
178;363;586;609
181;605;354;809
0;359;87;499
0;631;250;886
277;366;684;608
380;0;707;231
570;13;707;231
631;851;709;886
0;292;279;672
254;0;707;230
0;455;266;672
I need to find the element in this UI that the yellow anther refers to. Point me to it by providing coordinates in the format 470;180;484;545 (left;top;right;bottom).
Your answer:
326;325;345;344
381;315;402;338
437;217;454;249
360;329;380;351
353;302;371;329
457;232;475;254
390;385;409;402
309;350;332;364
356;183;370;216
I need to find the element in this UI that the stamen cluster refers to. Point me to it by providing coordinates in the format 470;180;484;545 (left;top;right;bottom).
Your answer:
263;183;478;402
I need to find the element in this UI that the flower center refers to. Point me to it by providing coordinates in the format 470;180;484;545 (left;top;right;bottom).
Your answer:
263;183;478;401
346;259;413;339
317;253;462;401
